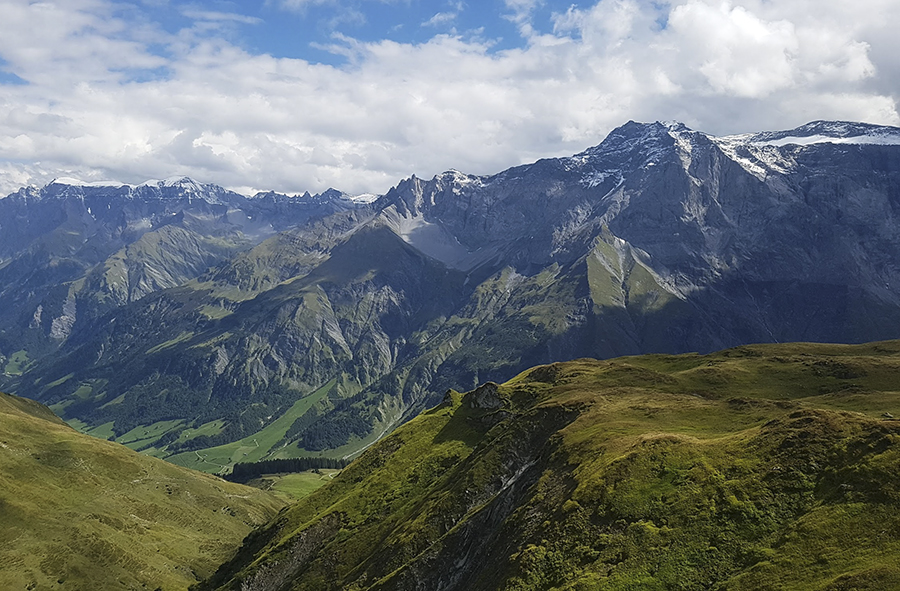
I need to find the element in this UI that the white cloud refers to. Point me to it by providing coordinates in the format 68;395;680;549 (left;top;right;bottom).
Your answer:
269;0;406;13
668;2;800;98
0;0;897;197
422;1;465;29
503;0;543;38
423;11;458;28
270;0;335;10
180;10;263;25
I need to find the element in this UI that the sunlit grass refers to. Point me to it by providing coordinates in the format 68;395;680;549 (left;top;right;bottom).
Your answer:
197;341;900;591
0;391;284;591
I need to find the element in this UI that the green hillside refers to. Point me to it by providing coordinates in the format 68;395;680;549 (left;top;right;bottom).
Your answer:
0;391;286;591
198;341;900;591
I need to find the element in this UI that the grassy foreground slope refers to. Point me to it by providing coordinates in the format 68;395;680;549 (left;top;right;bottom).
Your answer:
0;392;286;591
198;341;900;591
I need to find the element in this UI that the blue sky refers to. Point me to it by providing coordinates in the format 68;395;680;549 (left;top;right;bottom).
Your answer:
100;1;589;71
197;1;532;63
0;0;897;196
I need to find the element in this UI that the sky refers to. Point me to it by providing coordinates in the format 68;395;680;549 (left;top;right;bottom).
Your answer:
0;0;898;197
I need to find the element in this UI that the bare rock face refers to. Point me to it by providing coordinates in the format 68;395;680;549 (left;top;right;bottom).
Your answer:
465;382;503;410
48;295;76;340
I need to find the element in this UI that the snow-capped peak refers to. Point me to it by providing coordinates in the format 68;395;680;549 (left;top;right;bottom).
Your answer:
438;169;485;187
344;192;380;204
661;120;691;133
48;177;127;188
44;176;211;193
139;176;206;192
578;121;681;160
710;121;900;180
726;121;900;148
754;131;900;147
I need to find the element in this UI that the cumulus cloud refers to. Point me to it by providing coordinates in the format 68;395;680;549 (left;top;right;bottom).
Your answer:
668;2;799;97
0;0;897;197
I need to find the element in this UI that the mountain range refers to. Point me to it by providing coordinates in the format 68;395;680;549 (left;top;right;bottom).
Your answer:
2;119;900;469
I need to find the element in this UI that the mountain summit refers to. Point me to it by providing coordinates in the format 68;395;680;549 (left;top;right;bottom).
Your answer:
3;120;900;465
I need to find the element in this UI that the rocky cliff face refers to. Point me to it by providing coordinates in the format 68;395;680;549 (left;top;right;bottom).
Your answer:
5;120;900;464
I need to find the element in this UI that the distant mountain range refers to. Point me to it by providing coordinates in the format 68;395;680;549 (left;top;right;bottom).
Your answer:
2;119;900;467
0;177;368;343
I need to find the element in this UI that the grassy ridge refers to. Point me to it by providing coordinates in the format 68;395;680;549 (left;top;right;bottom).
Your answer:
0;391;285;591
197;341;900;591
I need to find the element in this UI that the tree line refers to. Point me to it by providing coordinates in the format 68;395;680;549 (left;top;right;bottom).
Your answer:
225;456;350;482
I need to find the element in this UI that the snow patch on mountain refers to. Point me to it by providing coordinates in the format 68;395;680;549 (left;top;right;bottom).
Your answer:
580;170;623;188
755;132;900;147
45;176;214;193
727;121;900;150
140;176;210;196
667;126;701;170
712;136;798;180
50;177;127;188
140;176;202;189
345;192;380;204
441;169;486;188
685;121;900;180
